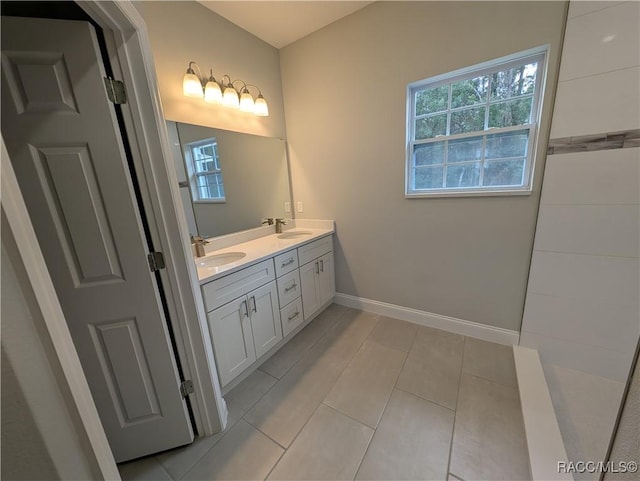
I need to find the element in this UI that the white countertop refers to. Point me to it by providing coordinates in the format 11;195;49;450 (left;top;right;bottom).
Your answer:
195;225;335;284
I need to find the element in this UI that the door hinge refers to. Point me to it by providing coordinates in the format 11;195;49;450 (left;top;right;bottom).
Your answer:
104;77;127;104
180;380;194;398
147;251;166;272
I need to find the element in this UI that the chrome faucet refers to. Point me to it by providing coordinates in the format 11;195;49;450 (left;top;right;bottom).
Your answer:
191;235;209;258
262;218;275;226
275;218;287;234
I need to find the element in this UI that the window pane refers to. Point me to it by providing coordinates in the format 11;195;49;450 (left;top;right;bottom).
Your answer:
414;142;445;166
488;98;532;128
414;166;444;189
483;159;525;186
416;85;448;115
491;62;538;100
485;130;529;160
447;137;483;163
415;114;447;139
450;107;485;135
446;162;481;188
451;76;488;108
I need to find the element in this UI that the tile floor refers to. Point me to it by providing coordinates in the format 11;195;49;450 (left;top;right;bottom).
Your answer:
119;304;530;481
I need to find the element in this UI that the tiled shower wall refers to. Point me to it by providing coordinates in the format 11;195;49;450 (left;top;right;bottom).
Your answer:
520;0;639;473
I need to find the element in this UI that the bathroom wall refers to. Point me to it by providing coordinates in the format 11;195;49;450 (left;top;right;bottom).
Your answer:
519;0;639;472
133;1;286;139
280;1;567;331
520;0;639;382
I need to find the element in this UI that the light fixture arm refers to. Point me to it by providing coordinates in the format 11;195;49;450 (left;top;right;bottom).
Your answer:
187;61;204;83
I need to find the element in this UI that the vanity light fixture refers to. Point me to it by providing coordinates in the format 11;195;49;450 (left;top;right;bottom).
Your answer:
182;61;269;116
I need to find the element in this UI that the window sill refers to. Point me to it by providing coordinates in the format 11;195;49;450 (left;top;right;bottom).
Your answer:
193;199;226;204
405;188;533;199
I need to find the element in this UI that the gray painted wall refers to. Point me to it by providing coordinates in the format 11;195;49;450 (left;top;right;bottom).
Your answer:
280;1;567;331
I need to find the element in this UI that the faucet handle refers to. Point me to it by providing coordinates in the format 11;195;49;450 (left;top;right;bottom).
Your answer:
262;218;274;225
275;218;287;225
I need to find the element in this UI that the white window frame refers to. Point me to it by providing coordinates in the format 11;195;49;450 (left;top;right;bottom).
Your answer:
184;138;226;203
405;46;549;198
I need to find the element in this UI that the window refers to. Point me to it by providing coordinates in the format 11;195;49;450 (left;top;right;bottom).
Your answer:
406;48;547;197
184;138;225;202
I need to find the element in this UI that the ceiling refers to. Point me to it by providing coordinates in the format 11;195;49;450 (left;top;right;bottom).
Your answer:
197;1;374;49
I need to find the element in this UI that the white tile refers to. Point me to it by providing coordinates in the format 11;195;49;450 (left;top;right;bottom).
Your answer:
155;433;225;480
118;457;172;481
559;2;640;81
522;293;639;353
544;365;625;480
540;148;640;205
568;1;625;19
519;331;636;381
267;404;373;480
551;67;640;138
534;204;639;258
462;338;517;388
527;251;639;308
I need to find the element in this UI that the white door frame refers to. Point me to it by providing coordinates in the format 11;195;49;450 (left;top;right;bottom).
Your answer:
75;0;227;438
1;0;226;464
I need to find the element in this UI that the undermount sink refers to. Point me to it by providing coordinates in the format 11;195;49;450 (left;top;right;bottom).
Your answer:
197;252;246;269
277;231;313;239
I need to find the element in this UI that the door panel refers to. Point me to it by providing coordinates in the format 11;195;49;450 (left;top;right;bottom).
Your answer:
1;16;193;461
300;261;320;320
250;281;282;358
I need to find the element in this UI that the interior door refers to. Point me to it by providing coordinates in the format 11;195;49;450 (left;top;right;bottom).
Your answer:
1;16;194;462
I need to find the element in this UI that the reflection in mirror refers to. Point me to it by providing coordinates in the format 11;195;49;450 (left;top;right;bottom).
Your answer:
167;121;292;238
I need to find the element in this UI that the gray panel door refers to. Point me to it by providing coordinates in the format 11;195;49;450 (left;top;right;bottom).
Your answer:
1;16;194;462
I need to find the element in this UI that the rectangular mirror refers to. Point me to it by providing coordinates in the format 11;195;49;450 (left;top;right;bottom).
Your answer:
167;121;292;238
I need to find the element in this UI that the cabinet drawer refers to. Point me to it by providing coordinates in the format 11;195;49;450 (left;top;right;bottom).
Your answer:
202;259;275;312
280;297;304;338
298;235;333;266
274;249;298;277
277;269;301;307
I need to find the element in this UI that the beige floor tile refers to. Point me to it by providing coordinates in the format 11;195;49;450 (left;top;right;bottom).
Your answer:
155;433;224;481
156;370;276;480
450;374;530;481
462;338;517;387
119;456;172;481
356;389;454;480
260;306;343;379
448;474;465;481
244;346;346;448
324;340;406;428
367;315;418;352
312;309;380;366
268;404;373;480
396;326;464;410
182;420;283;481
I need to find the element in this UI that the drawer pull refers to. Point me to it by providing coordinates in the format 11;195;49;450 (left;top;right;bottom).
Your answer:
250;295;257;313
288;310;300;321
284;282;297;293
320;259;324;273
281;258;295;268
315;261;319;274
241;300;249;318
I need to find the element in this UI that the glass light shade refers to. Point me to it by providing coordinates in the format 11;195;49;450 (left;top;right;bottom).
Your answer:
222;86;240;108
183;72;203;98
204;80;223;104
254;95;269;116
239;90;255;112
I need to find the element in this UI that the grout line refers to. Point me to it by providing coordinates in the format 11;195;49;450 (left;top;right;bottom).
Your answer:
557;64;639;84
567;0;629;21
446;335;467;477
533;248;639;260
242;417;287;450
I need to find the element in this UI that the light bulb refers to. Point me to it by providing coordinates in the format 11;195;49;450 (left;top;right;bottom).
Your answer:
239;89;255;112
204;79;222;104
223;86;240;109
254;94;269;116
183;71;203;98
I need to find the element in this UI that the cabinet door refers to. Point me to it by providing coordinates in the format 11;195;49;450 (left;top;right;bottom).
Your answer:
249;281;283;359
300;260;320;320
207;298;256;386
318;251;335;305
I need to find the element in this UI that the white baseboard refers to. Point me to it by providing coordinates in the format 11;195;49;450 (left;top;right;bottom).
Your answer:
334;292;520;345
513;346;571;481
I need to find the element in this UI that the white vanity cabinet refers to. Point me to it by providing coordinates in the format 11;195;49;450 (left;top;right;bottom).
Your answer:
203;259;282;386
298;237;335;320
